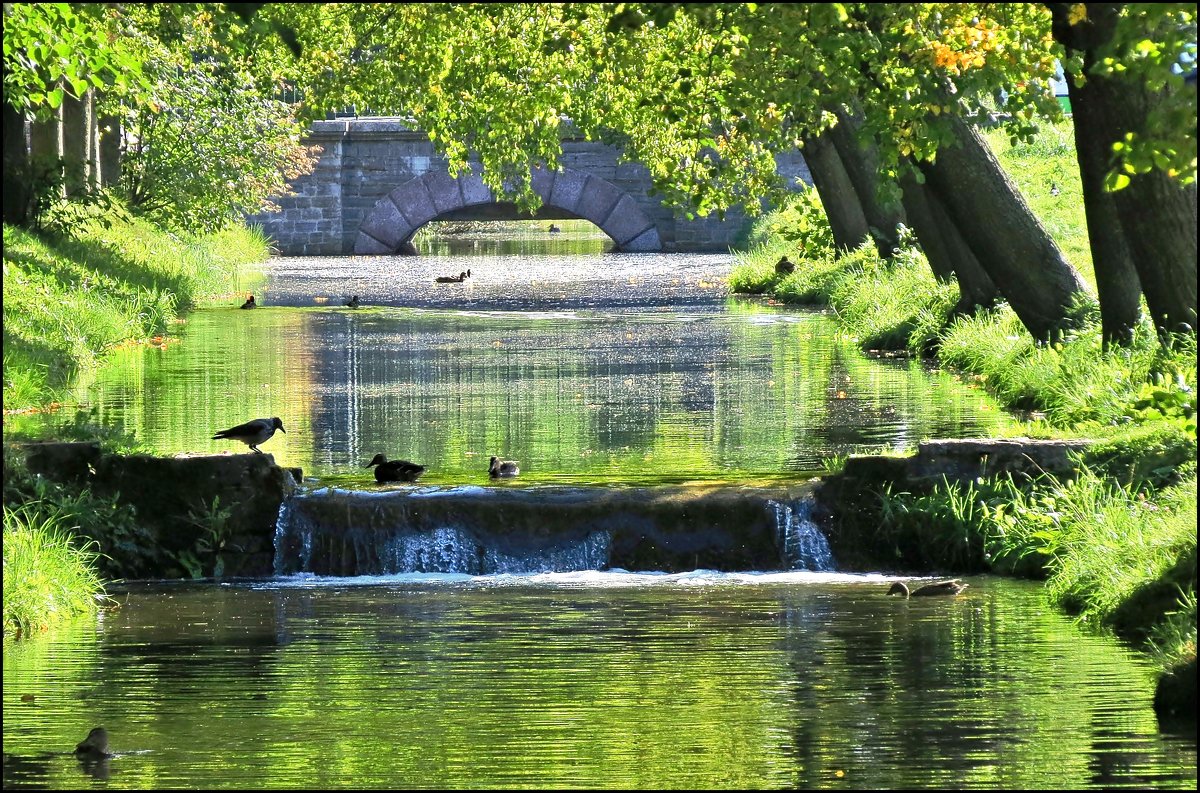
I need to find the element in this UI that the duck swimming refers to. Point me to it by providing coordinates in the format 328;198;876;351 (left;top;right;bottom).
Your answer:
488;456;519;478
435;271;467;283
365;454;425;483
887;579;968;597
240;295;256;309
74;727;111;759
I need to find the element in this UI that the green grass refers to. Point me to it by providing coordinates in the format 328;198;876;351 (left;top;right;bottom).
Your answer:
2;214;269;411
3;502;108;638
739;117;1197;688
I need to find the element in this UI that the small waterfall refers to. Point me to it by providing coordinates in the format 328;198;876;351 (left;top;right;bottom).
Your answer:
274;485;836;576
770;498;836;571
379;524;612;575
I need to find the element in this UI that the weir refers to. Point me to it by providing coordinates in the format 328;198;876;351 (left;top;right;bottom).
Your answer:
273;484;835;576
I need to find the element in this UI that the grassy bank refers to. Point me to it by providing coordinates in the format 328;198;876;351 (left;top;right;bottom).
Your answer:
3;210;270;637
731;120;1197;702
2;214;269;411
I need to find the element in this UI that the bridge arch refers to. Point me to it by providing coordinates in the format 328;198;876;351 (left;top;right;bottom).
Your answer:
354;165;663;255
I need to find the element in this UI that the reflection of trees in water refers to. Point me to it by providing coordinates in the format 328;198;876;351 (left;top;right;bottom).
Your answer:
84;259;1017;481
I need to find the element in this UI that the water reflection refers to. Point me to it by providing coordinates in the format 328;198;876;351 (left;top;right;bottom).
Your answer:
2;576;1195;789
71;292;1016;483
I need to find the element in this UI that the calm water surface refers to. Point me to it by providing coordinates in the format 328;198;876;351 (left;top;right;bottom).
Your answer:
3;574;1195;789
59;248;1017;485
9;238;1192;789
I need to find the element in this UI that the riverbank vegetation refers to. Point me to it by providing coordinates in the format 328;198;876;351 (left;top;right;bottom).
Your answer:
2;217;269;411
732;119;1196;712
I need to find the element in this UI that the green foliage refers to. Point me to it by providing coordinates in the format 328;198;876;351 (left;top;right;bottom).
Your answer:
2;502;107;638
117;46;319;233
179;496;237;579
1086;3;1198;187
2;218;268;410
937;308;1198;428
2;445;163;582
1;3;149;117
828;244;958;351
745;188;836;257
870;476;996;573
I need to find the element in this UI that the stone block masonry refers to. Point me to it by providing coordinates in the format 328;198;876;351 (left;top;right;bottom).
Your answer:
247;118;812;255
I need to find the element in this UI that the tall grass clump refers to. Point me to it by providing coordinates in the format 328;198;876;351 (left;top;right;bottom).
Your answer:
3;503;107;638
829;245;958;350
938;310;1197;426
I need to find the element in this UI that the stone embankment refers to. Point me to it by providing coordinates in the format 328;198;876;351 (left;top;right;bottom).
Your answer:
17;442;299;578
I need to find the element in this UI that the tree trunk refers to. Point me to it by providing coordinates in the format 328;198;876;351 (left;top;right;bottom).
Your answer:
61;89;91;196
1052;3;1197;337
2;101;30;226
98;109;121;187
86;89;100;191
919;113;1093;340
826;105;907;256
898;167;999;313
1049;3;1146;346
799;130;871;252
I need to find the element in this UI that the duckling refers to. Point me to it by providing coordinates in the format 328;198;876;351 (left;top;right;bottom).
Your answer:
240;295;256;309
887;579;968;597
488;456;520;478
345;295;361;308
775;256;796;274
365;453;425;483
74;727;111;759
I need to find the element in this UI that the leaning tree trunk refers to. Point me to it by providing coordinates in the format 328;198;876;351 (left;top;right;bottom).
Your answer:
826;104;907;256
799;130;871;253
1049;3;1146;346
1049;2;1197;338
898;166;999;313
919;113;1093;340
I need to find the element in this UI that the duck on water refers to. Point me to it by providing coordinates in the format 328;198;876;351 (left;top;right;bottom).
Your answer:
887;579;968;597
365;454;425;483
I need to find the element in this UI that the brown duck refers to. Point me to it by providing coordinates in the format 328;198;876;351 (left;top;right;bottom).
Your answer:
488;456;519;478
365;454;425;483
887;579;968;597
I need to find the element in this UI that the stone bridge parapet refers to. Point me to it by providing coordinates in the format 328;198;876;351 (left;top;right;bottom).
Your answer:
246;117;811;255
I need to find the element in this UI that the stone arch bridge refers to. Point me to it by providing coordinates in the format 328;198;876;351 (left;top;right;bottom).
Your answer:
247;117;811;255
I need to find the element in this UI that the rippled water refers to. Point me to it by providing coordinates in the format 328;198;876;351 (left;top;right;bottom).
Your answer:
3;574;1195;789
61;250;1017;484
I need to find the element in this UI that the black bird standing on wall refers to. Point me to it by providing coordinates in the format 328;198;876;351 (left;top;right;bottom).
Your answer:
212;417;286;454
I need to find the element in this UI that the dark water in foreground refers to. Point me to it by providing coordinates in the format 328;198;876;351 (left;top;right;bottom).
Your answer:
3;574;1195;789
